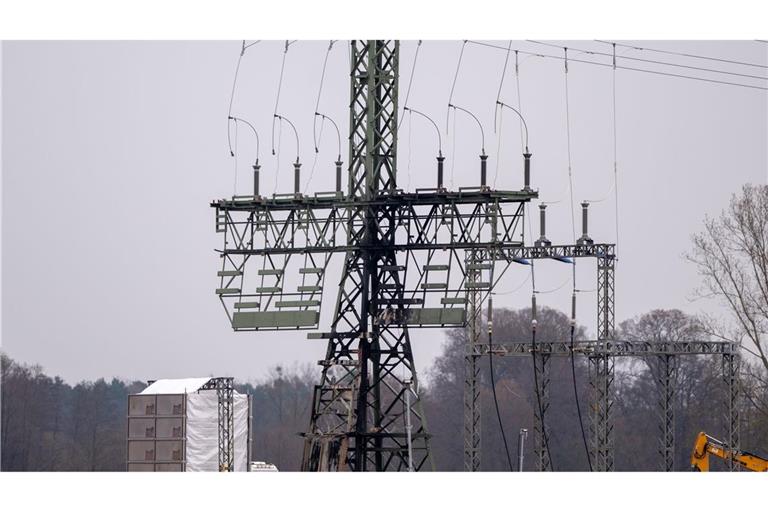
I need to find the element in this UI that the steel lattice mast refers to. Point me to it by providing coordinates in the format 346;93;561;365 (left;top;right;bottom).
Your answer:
212;39;538;471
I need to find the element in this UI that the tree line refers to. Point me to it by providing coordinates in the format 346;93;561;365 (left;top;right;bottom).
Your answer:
2;307;766;471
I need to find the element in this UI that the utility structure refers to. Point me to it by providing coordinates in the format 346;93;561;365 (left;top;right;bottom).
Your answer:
211;39;590;471
211;39;743;472
474;335;740;471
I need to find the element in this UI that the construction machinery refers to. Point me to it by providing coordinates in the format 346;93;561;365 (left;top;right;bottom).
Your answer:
690;431;767;472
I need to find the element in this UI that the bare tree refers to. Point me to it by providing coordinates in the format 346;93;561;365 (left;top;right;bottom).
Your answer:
687;184;768;373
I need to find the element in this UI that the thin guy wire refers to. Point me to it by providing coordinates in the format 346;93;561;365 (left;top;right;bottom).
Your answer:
529;40;768;81
596;40;768;70
613;44;620;254
465;40;768;91
564;49;577;246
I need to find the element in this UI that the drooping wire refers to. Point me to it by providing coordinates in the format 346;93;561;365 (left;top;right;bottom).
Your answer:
529;40;768;82
403;40;422;114
272;40;296;157
465;40;768;91
612;43;620;253
596;40;768;70
493;41;513;187
446;40;467;131
402;40;422;190
227;40;261;157
308;40;340;193
488;314;514;471
569;305;593;471
562;47;592;470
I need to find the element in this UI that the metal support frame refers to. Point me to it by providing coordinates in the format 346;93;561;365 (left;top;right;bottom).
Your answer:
464;250;482;471
532;350;551;471
590;251;615;471
473;339;738;471
656;352;676;471
723;349;741;471
201;377;235;472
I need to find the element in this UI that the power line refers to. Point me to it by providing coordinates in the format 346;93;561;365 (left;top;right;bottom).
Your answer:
596;40;768;70
465;40;768;92
528;40;768;81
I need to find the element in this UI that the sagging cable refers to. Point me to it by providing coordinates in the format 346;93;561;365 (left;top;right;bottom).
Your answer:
488;296;514;471
227;40;261;157
448;103;488;186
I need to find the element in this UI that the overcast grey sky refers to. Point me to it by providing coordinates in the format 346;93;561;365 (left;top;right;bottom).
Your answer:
2;40;766;384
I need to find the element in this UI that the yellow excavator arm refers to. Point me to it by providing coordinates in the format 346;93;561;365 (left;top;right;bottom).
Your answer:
691;431;768;472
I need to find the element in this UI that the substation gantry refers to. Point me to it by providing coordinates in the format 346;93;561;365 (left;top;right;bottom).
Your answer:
211;40;741;471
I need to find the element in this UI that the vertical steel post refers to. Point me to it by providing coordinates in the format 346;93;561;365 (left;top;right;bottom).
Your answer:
590;255;615;471
302;40;431;472
723;347;741;471
657;352;676;471
533;350;551;471
517;428;528;471
464;250;482;471
216;377;235;472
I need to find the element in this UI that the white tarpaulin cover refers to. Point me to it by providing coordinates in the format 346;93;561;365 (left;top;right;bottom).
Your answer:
186;391;249;471
139;378;212;395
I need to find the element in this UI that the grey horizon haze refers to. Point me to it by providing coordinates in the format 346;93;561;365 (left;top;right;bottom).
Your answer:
1;40;766;384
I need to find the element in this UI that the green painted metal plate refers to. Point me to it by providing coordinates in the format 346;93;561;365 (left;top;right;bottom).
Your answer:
232;310;320;329
256;287;282;293
217;270;243;277
403;308;466;325
441;297;467;305
275;300;321;308
234;302;260;309
216;288;241;295
420;283;447;289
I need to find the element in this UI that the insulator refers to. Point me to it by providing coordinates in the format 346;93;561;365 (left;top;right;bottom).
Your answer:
293;160;302;195
437;155;445;189
523;152;532;191
487;296;493;333
335;160;343;194
571;292;577;326
480;154;488;187
253;161;261;197
535;204;551;247
577;201;594;246
531;294;537;330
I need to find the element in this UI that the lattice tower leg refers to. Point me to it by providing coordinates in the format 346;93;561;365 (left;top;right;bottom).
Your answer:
302;40;431;472
656;353;676;471
533;351;551;471
464;253;482;471
722;349;741;472
216;377;235;472
590;255;615;471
